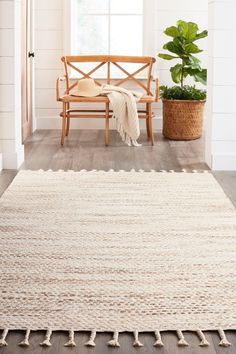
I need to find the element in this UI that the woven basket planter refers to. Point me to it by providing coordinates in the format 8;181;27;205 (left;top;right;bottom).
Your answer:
162;99;206;140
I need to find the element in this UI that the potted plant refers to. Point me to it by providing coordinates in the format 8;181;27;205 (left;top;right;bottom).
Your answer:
158;20;208;140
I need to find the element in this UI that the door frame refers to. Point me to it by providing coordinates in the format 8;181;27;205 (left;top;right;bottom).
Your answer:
21;0;34;143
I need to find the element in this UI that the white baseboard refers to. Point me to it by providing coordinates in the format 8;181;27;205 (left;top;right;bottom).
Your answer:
2;146;24;170
212;154;236;171
36;116;163;130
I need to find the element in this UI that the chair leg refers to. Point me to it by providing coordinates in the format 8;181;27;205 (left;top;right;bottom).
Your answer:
146;104;150;140
66;103;70;137
61;102;67;146
66;117;70;137
105;102;109;146
148;103;155;146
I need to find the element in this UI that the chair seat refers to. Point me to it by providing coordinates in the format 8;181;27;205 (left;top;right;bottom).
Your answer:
61;94;155;103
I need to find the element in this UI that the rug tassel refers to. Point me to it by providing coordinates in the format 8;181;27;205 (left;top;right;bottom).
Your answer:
85;329;96;347
0;329;8;347
64;330;76;347
108;330;120;347
218;328;231;347
176;330;189;347
196;329;210;347
153;330;164;347
133;330;144;347
19;329;31;347
40;329;52;347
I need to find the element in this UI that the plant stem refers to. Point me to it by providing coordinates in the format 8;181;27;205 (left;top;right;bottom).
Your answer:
181;59;184;88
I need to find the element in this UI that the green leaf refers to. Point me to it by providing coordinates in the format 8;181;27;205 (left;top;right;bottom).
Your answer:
186;68;207;85
194;30;208;41
158;53;179;60
173;37;184;49
186;22;199;41
189;55;201;64
186;55;201;69
193;69;207;85
170;64;183;84
177;20;199;41
185;43;202;54
164;26;180;38
163;41;183;56
177;20;189;37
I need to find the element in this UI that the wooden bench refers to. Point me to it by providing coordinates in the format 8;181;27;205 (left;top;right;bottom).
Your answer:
56;55;159;146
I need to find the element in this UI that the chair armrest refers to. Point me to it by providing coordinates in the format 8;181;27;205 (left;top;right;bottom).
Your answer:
56;75;67;101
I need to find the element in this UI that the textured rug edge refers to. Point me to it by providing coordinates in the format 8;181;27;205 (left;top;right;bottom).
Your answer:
0;328;233;348
17;168;211;173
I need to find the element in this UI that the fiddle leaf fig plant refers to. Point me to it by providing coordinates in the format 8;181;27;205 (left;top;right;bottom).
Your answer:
158;20;208;88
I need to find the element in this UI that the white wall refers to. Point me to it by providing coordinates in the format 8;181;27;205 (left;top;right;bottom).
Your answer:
34;0;64;129
0;0;24;170
206;0;236;170
34;0;208;130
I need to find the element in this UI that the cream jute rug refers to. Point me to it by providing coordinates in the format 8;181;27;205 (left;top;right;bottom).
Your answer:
0;170;236;348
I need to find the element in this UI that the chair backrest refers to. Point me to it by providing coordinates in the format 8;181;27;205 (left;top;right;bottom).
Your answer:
61;55;156;96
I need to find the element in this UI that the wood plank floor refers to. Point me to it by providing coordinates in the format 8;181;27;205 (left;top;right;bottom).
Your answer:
0;129;236;354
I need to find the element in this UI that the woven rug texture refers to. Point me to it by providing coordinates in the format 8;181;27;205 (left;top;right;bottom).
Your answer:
1;170;236;334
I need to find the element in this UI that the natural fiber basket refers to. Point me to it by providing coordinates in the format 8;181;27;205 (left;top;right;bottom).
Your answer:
162;99;206;140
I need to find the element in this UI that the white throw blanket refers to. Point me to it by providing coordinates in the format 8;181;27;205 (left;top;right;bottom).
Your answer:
102;85;143;146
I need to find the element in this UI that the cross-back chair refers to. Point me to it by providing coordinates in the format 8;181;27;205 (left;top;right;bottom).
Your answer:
56;55;159;146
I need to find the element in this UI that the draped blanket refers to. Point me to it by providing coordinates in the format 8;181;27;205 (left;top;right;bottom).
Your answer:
102;85;143;146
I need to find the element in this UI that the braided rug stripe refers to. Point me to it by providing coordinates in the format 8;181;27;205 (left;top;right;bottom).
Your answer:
0;170;236;347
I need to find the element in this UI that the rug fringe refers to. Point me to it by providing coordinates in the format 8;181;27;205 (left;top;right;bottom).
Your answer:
108;330;120;347
40;329;52;347
1;328;232;348
85;329;96;347
0;329;8;347
153;330;164;347
19;329;31;347
133;330;144;347
218;328;231;347
28;169;210;174
176;329;189;347
196;329;210;347
64;330;76;347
